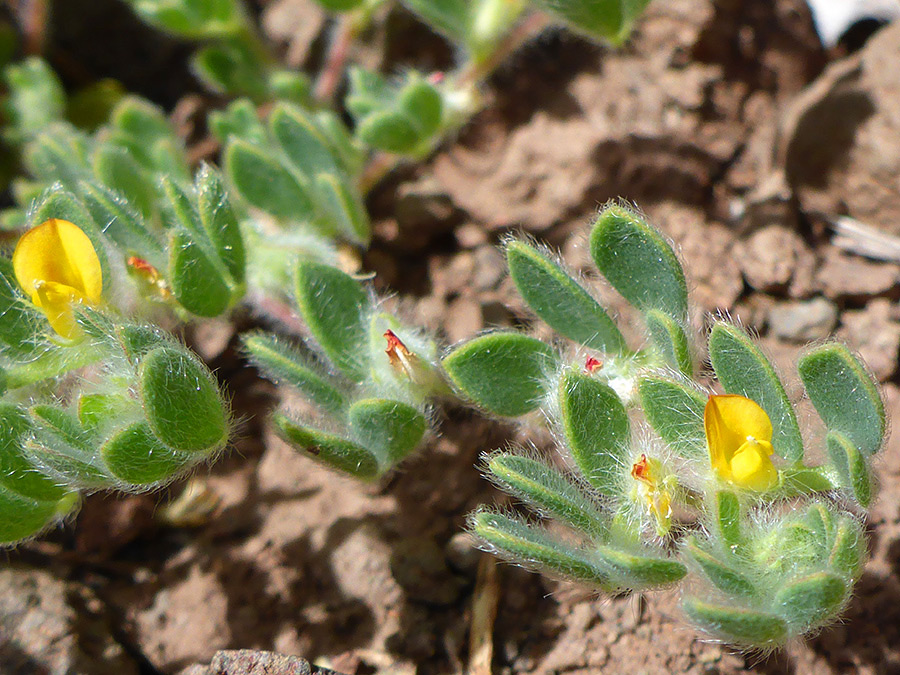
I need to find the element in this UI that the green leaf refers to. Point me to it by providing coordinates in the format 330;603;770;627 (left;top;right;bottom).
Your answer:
644;309;692;375
348;398;427;464
101;422;189;485
532;0;650;42
314;0;365;11
140;347;228;453
590;204;688;321
469;510;613;588
399;75;443;137
558;370;629;495
713;490;743;549
637;376;706;460
313;172;371;243
400;0;470;40
191;41;269;99
2;57;66;143
79;181;165;266
506;240;626;353
294;260;371;379
685;537;756;598
78;393;136;431
708;322;803;463
225;139;314;221
826;432;873;508
485;452;607;538
30;404;93;455
0;404;68;502
169;230;231;317
828;517;865;580
91;143;157;221
270;103;340;177
0;484;68;545
683;598;787;647
242;332;347;416
595;545;687;589
117;324;168;361
195;164;246;287
356;112;421;155
442;333;557;417
273;413;380;479
773;572;846;630
0;258;43;356
23;123;90;187
209;99;267;146
799;344;884;456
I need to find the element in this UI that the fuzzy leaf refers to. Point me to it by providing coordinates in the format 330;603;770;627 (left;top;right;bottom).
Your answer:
595;545;687;589
442;333;557;417
590;204;688;321
773;572;846;630
683;598;787;647
314;0;365;11
356;111;421;154
644;309;692;375
196;165;246;286
399;75;443;137
348;398;427;464
469;510;613;588
140;347;228;453
0;404;68;502
506;240;625;353
191;41;269;99
169;229;232;316
0;484;70;545
313;172;371;243
826;432;873;508
799;344;884;456
79;181;164;265
101;422;189;485
558;370;629;495
714;490;743;549
486;452;607;538
226;139;314;221
273;413;380;479
637;376;706;460
829;517;865;579
532;0;651;43
708;323;803;463
685;537;756;598
242;333;346;416
91;144;157;220
400;0;470;40
270;103;340;177
294;260;371;379
0;258;43;355
3;57;66;142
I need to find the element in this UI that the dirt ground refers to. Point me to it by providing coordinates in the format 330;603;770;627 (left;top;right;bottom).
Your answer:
5;1;900;674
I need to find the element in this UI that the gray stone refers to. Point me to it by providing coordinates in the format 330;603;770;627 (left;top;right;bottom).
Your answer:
768;297;838;342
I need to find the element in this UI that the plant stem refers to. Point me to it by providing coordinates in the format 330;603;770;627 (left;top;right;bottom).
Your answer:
457;11;551;87
315;13;363;105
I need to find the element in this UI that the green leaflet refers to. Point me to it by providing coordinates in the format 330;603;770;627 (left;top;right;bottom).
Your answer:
469;510;612;588
799;344;884;456
685;537;756;599
242;332;347;416
637;375;706;460
347;398;427;464
683;598;787;647
708;322;803;463
139;346;228;453
558;370;629;495
485;452;607;538
226;139;315;221
0;484;73;545
531;0;651;43
773;572;847;630
590;204;688;322
274;413;380;480
644;309;692;376
442;332;557;417
101;422;189;486
0;404;69;502
506;239;626;353
594;545;687;589
294;260;371;380
826;432;873;508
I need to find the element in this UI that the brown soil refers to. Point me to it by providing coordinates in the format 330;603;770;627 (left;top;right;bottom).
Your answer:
6;1;900;674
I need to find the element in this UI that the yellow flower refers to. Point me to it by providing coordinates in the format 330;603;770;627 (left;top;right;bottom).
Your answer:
13;218;103;338
631;453;674;537
704;394;778;491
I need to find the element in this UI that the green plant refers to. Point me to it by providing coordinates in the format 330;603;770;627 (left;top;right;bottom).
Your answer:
460;204;878;648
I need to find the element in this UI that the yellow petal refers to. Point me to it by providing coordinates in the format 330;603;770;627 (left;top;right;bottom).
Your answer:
730;439;778;491
13;219;102;303
34;281;82;339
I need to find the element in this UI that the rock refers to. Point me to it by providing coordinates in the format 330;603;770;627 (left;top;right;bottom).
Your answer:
0;566;138;675
444;532;481;576
768;297;838;341
395;176;461;235
735;225;814;294
444;296;483;344
838;298;900;380
815;246;898;299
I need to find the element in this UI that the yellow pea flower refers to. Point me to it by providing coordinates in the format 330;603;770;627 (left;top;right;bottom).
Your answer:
704;394;778;491
12;218;103;338
630;453;674;537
